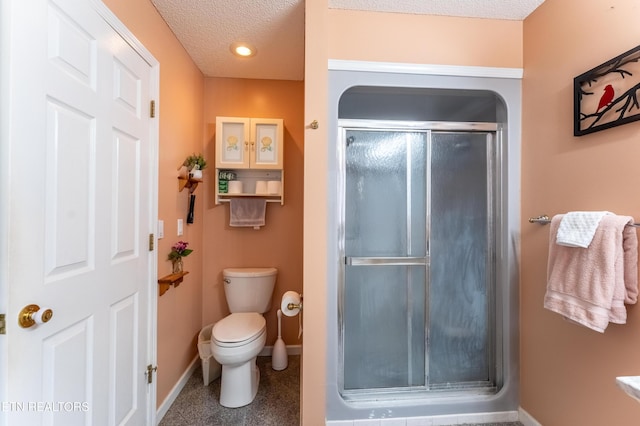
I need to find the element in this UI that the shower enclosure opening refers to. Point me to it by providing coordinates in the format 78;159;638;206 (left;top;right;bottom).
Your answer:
339;120;500;401
329;84;518;417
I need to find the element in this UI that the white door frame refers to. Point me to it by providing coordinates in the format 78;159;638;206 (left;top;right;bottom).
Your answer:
0;0;160;424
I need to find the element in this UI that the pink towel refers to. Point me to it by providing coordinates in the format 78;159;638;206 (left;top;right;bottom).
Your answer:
544;214;638;333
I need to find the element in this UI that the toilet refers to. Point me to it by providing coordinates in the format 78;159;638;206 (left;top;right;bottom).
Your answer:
210;267;277;408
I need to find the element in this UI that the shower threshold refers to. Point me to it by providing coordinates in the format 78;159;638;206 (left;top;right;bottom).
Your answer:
341;384;499;405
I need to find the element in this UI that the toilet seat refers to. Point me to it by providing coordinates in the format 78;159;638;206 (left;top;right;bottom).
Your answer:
212;313;266;348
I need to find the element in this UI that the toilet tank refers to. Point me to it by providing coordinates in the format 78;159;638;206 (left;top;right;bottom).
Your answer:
222;267;277;313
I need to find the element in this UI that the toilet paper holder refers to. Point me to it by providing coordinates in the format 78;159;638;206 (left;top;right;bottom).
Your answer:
281;291;303;317
287;300;302;311
280;291;303;338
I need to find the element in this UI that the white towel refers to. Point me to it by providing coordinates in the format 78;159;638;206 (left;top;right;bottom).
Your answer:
229;198;267;228
556;211;611;248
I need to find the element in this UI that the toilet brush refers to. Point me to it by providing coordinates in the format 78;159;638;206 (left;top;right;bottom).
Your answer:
272;309;288;371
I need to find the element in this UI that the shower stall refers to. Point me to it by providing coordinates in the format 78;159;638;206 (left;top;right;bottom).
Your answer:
340;121;498;398
327;70;521;422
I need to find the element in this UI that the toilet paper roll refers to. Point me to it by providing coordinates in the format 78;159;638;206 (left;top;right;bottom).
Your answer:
281;291;301;317
267;180;281;195
228;180;243;194
255;180;268;195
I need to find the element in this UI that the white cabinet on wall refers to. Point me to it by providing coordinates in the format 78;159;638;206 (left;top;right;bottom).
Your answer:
215;116;284;205
215;117;283;169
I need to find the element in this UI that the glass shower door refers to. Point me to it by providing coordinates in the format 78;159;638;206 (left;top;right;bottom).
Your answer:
342;129;427;391
340;122;498;397
428;132;495;389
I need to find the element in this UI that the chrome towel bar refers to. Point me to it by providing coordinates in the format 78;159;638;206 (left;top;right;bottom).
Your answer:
528;214;551;225
529;214;640;228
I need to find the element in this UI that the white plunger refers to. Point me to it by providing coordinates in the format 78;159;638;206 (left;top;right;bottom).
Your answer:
272;309;288;371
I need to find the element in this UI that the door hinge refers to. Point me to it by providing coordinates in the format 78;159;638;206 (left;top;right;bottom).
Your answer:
146;364;158;384
0;314;5;335
150;100;156;118
149;233;154;251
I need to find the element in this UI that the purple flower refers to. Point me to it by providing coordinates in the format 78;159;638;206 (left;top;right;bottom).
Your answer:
168;241;193;260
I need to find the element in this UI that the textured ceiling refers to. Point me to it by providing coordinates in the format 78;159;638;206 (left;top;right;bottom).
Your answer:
150;0;305;80
150;0;545;81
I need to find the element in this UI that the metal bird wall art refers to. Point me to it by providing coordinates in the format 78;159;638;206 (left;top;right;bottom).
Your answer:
574;44;640;136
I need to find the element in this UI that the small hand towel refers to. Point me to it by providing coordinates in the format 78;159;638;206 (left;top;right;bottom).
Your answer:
229;198;267;228
556;211;611;248
544;214;638;332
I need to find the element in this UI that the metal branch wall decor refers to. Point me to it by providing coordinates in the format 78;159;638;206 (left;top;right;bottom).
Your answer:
574;44;640;136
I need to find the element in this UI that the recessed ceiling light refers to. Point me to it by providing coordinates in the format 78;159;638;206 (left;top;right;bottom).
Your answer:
230;42;257;58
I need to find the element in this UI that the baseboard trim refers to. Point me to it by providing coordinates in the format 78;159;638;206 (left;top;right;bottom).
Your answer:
518;407;543;426
155;356;199;424
259;344;302;357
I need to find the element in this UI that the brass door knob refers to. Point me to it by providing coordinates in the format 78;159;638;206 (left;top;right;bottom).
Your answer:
19;304;53;328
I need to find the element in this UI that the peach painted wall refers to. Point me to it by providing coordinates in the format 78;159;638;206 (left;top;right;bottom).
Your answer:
101;0;205;408
328;9;523;68
521;1;640;425
201;78;304;348
303;0;329;423
300;9;525;424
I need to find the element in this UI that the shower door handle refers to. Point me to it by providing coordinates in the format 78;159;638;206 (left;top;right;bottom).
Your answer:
345;256;428;266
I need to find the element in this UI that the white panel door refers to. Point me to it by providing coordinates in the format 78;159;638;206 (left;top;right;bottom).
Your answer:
1;0;158;425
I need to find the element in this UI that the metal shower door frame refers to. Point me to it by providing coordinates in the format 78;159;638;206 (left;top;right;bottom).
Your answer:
337;119;500;402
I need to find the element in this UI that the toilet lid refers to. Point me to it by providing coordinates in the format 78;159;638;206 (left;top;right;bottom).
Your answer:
212;313;265;343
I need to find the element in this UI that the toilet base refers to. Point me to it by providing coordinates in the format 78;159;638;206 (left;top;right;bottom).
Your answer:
219;357;260;408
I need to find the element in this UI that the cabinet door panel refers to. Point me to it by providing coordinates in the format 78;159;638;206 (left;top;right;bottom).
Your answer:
216;117;250;168
251;118;283;169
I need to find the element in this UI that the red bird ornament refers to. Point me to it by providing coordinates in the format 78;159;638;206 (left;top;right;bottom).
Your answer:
596;84;614;112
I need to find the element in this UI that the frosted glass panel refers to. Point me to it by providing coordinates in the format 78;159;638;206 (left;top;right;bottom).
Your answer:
428;132;492;386
344;130;426;257
343;265;425;390
345;130;407;257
